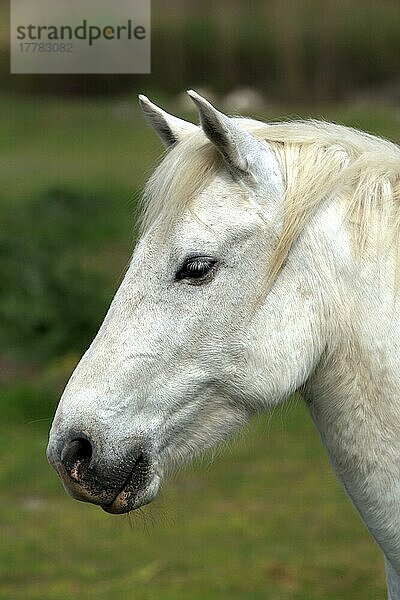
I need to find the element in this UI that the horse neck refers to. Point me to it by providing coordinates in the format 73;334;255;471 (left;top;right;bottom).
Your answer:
302;236;400;580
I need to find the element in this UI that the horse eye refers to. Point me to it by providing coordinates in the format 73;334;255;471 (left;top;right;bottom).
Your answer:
176;256;217;283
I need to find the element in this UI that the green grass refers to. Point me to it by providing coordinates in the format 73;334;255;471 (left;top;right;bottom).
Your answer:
0;401;385;600
0;94;161;202
1;93;399;598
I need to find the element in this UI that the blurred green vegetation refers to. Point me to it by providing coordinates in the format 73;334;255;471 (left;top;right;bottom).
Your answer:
1;187;117;359
0;93;160;417
1;84;399;599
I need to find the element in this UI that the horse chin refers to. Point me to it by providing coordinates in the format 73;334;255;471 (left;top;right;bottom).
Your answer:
101;474;161;515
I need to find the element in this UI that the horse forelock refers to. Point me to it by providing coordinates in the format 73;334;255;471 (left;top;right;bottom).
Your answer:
139;130;222;236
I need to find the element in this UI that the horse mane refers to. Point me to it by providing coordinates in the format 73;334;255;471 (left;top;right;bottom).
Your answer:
140;118;400;282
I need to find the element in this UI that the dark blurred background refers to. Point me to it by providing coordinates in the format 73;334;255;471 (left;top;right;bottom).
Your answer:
4;0;400;103
1;1;399;598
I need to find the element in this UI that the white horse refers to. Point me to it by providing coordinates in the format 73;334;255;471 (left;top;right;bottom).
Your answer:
47;91;400;598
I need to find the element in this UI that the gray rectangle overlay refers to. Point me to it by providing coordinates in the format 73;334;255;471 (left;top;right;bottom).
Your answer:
11;0;150;73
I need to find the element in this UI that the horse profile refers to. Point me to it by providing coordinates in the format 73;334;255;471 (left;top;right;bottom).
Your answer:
47;91;400;598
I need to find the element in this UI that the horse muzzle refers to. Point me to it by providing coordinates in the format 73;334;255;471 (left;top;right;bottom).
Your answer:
46;431;160;514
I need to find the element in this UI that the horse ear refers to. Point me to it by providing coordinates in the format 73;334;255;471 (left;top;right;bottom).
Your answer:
138;95;198;148
187;90;261;176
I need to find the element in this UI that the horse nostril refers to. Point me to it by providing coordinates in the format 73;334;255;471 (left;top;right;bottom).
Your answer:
61;437;93;477
49;434;155;510
135;452;145;467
